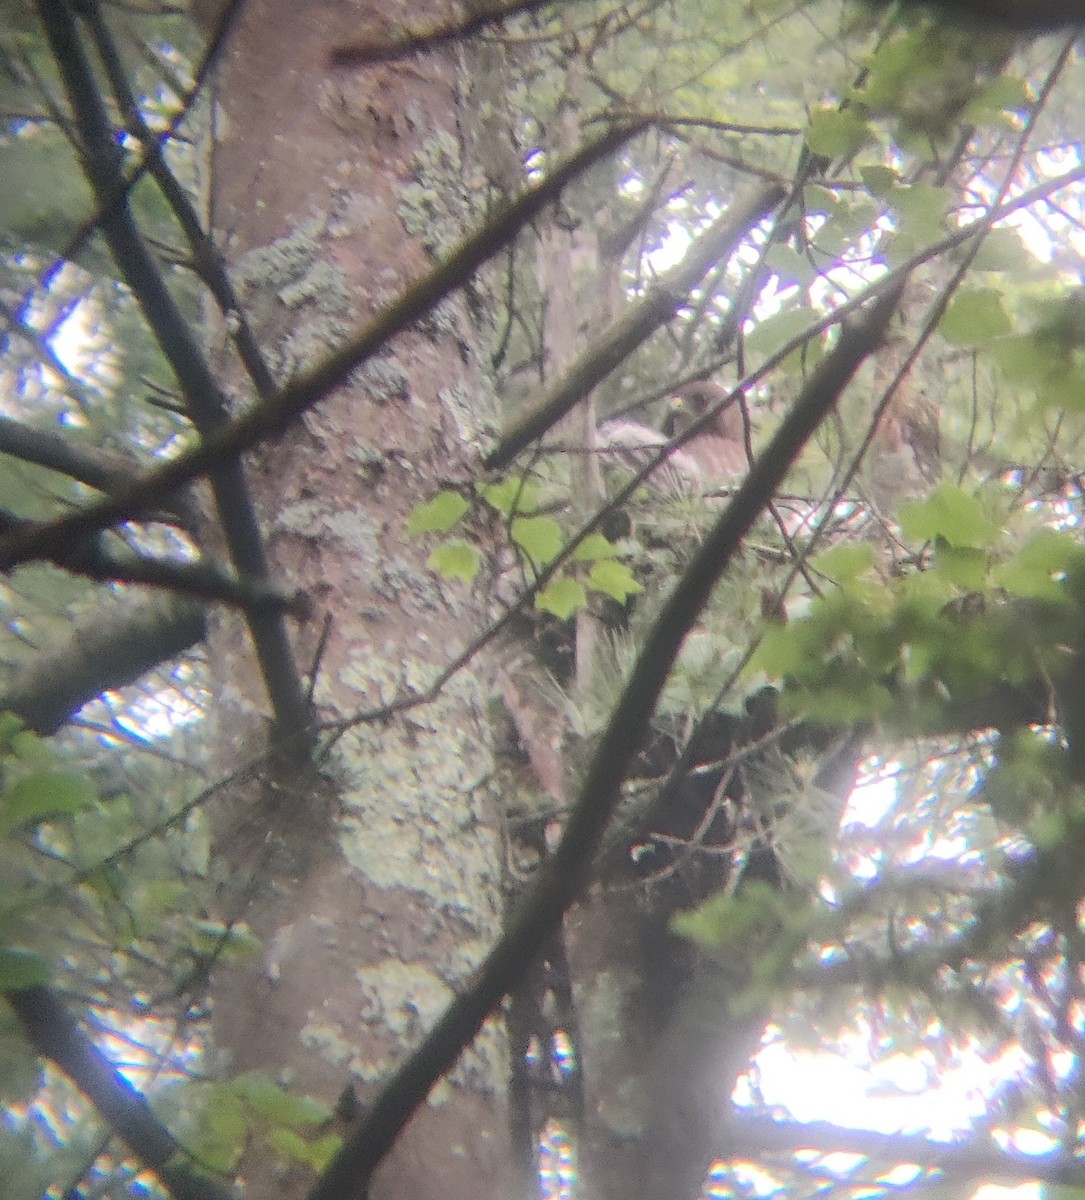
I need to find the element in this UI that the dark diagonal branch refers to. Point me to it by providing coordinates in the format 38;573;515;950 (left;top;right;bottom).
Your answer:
0;413;140;494
330;0;566;65
0;119;648;571
32;0;245;292
5;985;233;1200
82;1;277;402
885;0;1085;31
307;279;907;1200
485;181;786;470
3;592;205;734
36;1;308;737
0;510;304;617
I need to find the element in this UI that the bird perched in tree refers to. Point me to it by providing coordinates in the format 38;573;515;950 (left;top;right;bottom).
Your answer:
663;382;747;480
597;380;747;494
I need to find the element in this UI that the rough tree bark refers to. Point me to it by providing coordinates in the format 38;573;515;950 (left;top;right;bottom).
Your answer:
203;4;517;1198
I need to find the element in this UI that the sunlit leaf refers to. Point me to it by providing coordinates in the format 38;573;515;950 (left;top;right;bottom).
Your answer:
961;227;1026;273
587;560;643;602
308;1132;343;1172
939;289;1012;346
267;1127;312;1166
572;533;620;562
427;539;482;582
477;477;541;515
995;529;1082;601
511;515;563;568
899;484;1000;549
812;543;876;584
406;490;469;536
932;543;988;590
745;308;820;367
0;771;97;834
859;164;899;197
806;108;870;159
535;577;586;619
236;1073;330;1127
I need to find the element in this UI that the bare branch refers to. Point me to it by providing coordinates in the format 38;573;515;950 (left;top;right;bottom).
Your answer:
5;984;234;1200
35;1;309;736
330;0;567;65
0;120;649;569
0;412;141;494
886;0;1085;31
3;592;205;733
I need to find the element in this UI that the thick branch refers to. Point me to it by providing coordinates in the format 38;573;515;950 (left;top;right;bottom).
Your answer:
884;0;1085;31
0;412;138;494
0;120;648;570
3;593;205;734
5;985;233;1200
0;510;303;618
36;1;309;737
83;2;277;403
330;0;565;64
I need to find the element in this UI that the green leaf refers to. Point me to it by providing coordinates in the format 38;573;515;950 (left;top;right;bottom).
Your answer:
788;678;894;725
960;227;1026;273
308;1133;343;1172
806;108;871;160
898;484;1000;549
535;577;586;619
888;183;949;241
932;543;988;590
572;533;620;562
9;730;49;766
477;477;540;515
964;73;1031;121
1034;289;1085;350
0;771;96;834
193;1083;249;1172
859;164;899;197
586;560;643;602
939;289;1012;346
745;308;818;360
750;621;807;678
992;333;1065;387
406;491;469;536
236;1073;330;1127
765;244;816;290
995;530;1082;601
427;539;482;582
0;948;51;989
0;714;23;755
267;1127;312;1166
812;543;875;584
511;516;563;568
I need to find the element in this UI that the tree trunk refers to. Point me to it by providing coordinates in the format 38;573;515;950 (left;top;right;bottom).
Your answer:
204;4;516;1198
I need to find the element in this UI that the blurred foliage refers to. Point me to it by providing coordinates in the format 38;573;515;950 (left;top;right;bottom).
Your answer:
7;0;1085;1198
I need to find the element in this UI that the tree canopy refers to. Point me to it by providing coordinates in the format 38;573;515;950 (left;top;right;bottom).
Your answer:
5;3;1085;1200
